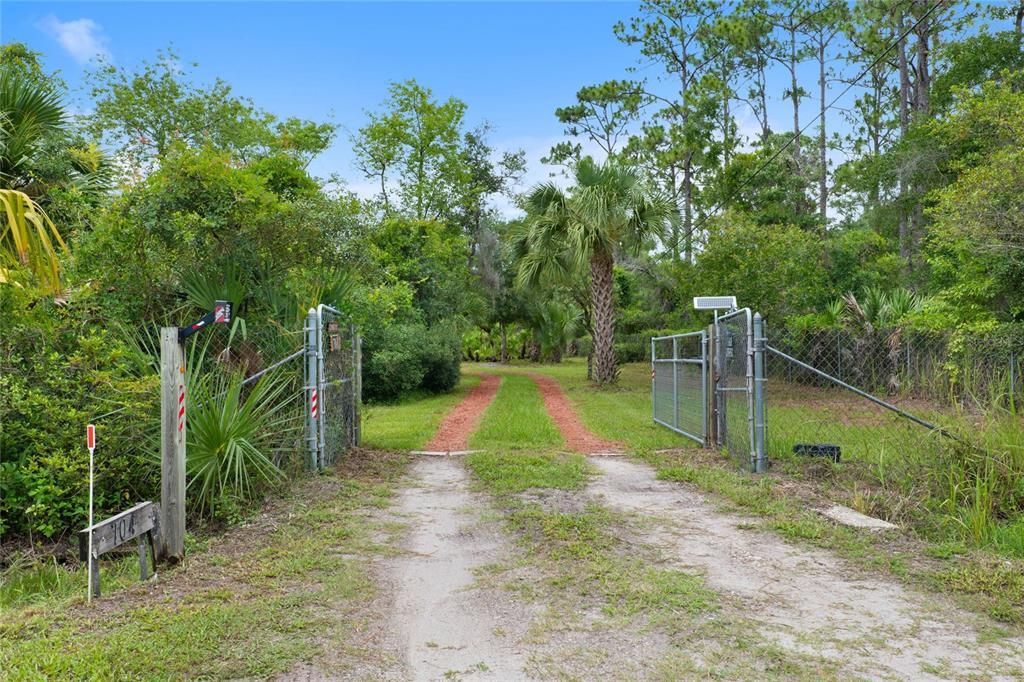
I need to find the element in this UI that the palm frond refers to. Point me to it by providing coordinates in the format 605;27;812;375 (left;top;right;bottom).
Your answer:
0;70;66;185
0;188;66;293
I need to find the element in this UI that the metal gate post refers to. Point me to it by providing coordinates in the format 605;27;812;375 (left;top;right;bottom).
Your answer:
315;307;327;471
715;322;726;447
753;313;767;473
700;330;708;448
706;323;716;447
353;326;362;446
744;309;756;472
305;309;318;471
672;336;679;430
650;337;656;425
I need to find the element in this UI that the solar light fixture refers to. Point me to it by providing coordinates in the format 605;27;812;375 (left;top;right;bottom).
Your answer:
693;296;737;311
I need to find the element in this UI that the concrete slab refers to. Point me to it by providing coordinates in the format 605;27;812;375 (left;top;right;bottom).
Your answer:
820;504;898;531
409;450;483;457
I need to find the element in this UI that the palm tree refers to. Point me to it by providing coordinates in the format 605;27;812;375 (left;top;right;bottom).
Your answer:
517;157;673;384
0;70;69;292
0;189;65;291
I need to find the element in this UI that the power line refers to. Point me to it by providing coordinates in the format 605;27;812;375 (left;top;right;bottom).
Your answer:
682;0;947;243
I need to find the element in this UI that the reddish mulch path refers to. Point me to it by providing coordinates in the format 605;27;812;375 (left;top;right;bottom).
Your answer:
528;373;624;454
424;374;502;451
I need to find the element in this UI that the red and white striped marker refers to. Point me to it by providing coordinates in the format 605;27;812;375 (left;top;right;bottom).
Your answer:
310;388;319;418
178;384;186;432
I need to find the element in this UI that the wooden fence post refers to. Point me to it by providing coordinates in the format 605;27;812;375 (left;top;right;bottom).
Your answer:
160;328;186;562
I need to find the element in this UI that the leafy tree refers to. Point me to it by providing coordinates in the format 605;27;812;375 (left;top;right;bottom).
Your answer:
925;78;1024;322
353;81;523;235
88;49;335;171
353;80;466;220
695;212;827;322
368;217;480;326
518;157;673;384
704;132;818;230
614;0;725;261
549;80;645;165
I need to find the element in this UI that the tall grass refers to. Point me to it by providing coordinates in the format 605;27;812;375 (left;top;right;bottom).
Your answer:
939;413;1024;557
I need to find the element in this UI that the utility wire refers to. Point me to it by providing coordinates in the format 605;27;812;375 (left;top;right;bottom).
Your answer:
682;0;947;244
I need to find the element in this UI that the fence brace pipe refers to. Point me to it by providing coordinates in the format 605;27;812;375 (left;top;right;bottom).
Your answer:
765;344;963;442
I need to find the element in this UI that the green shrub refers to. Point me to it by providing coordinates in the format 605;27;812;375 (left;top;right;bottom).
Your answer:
420;326;461;393
362;321;462;402
0;290;159;538
186;369;290;519
362;323;427;402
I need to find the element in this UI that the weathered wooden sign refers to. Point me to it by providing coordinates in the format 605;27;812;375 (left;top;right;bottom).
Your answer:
79;501;160;597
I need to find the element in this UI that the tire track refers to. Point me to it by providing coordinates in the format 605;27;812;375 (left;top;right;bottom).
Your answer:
527;373;622;454
424;374;501;452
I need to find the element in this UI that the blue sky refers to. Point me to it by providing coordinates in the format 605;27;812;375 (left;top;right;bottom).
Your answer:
1;2;1014;214
3;1;657;203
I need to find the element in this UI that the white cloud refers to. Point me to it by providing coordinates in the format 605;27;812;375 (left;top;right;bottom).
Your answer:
37;15;111;65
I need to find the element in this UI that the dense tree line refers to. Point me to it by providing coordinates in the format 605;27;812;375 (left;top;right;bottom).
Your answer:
0;48;517;538
502;0;1024;383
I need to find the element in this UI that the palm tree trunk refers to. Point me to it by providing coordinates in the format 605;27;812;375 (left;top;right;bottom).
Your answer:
589;250;617;384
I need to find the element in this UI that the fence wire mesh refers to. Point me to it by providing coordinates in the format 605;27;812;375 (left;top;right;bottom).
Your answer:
765;328;970;468
770;328;1023;413
316;308;360;468
716;310;756;468
652;331;706;443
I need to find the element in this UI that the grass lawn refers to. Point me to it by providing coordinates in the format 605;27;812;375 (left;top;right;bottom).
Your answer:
362;374;482;450
475;359;694;453
468;372;562;451
0;453;408;679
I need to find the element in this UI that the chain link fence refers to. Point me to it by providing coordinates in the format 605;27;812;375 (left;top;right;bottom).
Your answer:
764;327;984;467
651;331;706;444
646;314;1021;474
770;328;1023;413
305;305;361;471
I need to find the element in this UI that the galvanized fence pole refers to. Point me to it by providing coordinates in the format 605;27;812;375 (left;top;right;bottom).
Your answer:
743;309;756;472
752;313;767;473
700;330;708;448
305;309;318;471
316;308;327;470
351;324;362;446
672;336;679;430
650;337;657;425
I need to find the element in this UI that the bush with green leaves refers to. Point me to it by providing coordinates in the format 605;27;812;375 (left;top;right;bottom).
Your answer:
185;368;293;519
0;288;159;539
420;325;461;393
361;321;462;402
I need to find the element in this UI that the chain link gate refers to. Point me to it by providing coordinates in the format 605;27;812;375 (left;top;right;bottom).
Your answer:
714;309;767;472
650;309;767;472
305;305;361;471
651;331;707;444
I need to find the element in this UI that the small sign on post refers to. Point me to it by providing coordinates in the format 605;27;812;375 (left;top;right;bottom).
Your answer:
86;424;96;603
79;501;160;598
